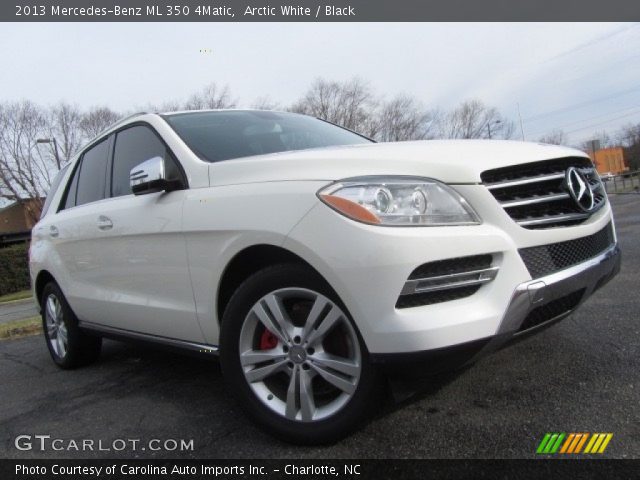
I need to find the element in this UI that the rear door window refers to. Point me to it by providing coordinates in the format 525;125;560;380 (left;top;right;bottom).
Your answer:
75;138;110;207
40;163;70;218
61;165;80;211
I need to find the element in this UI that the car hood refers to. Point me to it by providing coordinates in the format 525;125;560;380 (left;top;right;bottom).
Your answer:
207;140;589;186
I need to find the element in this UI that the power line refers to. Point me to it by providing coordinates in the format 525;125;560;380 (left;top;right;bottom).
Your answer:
564;109;640;135
527;105;640;137
521;86;640;123
542;24;640;65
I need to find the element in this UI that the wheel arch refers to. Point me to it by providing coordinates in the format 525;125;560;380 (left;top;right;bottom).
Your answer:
34;269;56;310
216;244;335;323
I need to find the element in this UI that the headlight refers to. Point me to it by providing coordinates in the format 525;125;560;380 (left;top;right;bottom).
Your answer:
318;177;480;226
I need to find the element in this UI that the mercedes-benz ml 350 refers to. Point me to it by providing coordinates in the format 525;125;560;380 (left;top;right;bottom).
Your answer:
30;110;621;442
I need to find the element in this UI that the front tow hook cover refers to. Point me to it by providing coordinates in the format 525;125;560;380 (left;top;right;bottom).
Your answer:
527;281;546;305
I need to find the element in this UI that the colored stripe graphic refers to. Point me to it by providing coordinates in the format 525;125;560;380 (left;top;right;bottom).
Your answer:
568;433;583;453
565;433;583;453
537;433;565;454
537;433;552;454
559;433;575;453
574;433;589;453
584;433;614;454
543;434;558;453
597;434;613;453
538;433;613;454
550;433;565;453
584;433;598;453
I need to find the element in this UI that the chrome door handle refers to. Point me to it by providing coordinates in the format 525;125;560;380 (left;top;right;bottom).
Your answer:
97;216;113;231
49;225;59;238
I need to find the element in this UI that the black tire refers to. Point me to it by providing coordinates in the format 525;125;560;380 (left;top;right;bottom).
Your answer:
41;281;102;369
220;263;380;444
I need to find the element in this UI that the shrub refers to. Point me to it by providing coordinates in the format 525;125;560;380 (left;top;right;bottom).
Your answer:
0;243;30;296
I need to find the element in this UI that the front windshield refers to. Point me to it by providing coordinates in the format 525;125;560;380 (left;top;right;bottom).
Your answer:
163;110;372;163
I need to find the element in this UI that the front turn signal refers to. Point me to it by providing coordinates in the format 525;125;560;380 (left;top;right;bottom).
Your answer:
319;194;382;225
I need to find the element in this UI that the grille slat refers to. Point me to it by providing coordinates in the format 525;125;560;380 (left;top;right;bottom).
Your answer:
517;212;590;227
407;255;493;280
519;223;615;279
397;255;494;309
486;172;565;190
501;192;570;208
481;157;606;229
396;286;480;309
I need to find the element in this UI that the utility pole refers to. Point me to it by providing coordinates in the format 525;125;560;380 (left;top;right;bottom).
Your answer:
487;120;501;139
517;103;525;141
36;138;62;170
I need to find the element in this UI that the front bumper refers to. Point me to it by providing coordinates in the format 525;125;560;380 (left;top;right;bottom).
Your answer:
371;243;621;376
284;190;617;356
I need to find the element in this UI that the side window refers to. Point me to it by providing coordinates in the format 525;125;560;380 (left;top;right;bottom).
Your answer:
76;138;110;207
62;165;79;210
40;164;70;218
111;125;180;198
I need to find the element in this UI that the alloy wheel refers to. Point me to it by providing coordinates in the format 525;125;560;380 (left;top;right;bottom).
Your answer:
45;293;68;358
238;288;361;422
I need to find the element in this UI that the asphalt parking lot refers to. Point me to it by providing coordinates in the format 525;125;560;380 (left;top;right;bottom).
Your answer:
1;195;638;459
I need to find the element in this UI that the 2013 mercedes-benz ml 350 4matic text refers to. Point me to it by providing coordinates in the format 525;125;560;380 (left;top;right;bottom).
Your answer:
30;110;620;443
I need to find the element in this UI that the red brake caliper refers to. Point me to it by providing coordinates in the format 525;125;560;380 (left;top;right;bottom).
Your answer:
259;329;278;350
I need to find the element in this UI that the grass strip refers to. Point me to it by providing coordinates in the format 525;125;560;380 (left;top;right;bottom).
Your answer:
0;315;41;340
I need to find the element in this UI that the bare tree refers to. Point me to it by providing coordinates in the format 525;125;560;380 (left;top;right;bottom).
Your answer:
79;106;121;139
184;83;236;110
538;129;567;145
376;95;437;142
48;102;83;162
578;130;614;154
618;122;640;147
251;96;281;111
157;100;183;112
435;99;514;140
591;130;613;148
617;122;640;170
291;77;379;137
0;101;57;221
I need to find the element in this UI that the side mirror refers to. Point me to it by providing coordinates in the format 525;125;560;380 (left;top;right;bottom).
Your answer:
129;156;177;195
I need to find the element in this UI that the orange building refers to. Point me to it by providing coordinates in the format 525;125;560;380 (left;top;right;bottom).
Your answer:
591;147;628;175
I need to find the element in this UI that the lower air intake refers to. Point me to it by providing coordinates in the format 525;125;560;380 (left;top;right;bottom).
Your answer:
396;255;496;309
519;223;615;279
518;289;585;332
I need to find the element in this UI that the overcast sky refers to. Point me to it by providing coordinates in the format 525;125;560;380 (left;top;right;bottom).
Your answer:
1;22;639;144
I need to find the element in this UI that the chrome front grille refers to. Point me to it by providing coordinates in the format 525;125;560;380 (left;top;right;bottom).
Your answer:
481;157;606;229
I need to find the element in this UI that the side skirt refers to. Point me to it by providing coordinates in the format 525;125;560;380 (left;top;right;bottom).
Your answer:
78;321;219;358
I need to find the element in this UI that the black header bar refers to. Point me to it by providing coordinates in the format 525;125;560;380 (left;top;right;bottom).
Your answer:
4;0;640;22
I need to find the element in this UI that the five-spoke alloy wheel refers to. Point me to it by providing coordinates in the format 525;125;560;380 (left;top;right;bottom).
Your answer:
44;293;68;359
239;288;361;422
220;264;379;444
41;282;102;369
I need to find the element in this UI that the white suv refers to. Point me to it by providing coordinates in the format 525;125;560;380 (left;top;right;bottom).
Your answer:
30;110;620;443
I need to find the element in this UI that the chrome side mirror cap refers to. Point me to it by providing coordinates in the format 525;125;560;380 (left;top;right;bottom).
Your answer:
130;156;174;195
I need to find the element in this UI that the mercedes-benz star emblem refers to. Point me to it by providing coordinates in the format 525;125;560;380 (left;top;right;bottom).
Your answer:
288;346;307;364
565;167;595;212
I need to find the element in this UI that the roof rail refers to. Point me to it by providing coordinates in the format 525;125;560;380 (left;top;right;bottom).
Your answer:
82;111;150;150
100;111;149;134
